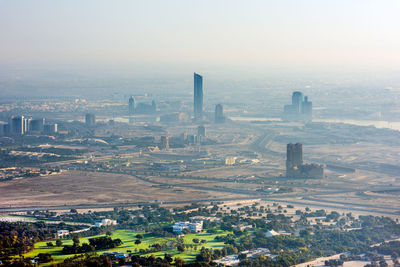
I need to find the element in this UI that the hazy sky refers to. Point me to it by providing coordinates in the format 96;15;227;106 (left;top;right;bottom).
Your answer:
1;0;400;74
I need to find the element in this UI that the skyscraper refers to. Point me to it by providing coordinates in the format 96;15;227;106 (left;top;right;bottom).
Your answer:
215;104;225;123
128;96;135;115
160;136;169;150
30;118;45;132
282;91;313;122
11;116;25;135
286;143;324;179
197;125;206;137
302;96;312;120
85;113;96;127
292;91;303;113
193;73;203;121
286;143;303;176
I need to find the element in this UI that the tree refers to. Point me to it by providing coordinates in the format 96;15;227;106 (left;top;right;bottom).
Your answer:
56;239;63;247
177;244;185;252
73;236;80;245
37;253;52;263
238;253;247;260
46;242;54;247
135;239;141;245
174;257;185;267
118;257;126;266
106;231;112;236
135;234;143;239
192;238;200;244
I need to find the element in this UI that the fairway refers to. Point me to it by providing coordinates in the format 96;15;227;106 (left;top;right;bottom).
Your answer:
21;229;230;264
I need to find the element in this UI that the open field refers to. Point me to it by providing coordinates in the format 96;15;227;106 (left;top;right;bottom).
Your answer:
0;170;244;209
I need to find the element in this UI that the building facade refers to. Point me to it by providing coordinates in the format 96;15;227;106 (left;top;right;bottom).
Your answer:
194;73;203;121
215;104;225;123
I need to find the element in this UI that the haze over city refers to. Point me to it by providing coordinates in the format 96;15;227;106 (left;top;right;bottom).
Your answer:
1;0;400;97
0;1;400;267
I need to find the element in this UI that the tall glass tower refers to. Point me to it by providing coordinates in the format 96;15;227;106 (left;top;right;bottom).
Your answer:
292;91;303;113
194;73;203;121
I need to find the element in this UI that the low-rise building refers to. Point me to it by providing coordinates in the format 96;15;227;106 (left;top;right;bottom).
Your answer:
56;230;69;237
94;219;117;227
172;221;203;235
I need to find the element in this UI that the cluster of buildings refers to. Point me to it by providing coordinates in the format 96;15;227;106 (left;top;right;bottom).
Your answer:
172;221;203;235
126;73;226;125
214;248;275;266
193;73;226;123
128;96;157;115
94;218;118;227
282;91;313;121
286;143;324;179
0;116;58;136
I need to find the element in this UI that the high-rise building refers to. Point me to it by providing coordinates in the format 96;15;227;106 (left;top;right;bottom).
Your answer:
292;91;304;113
302;96;312;120
85;113;96;127
286;143;324;179
30;118;45;132
282;91;312;122
215;104;225;123
160;136;169;150
128;96;135;115
135;100;156;114
11;116;25;135
286;143;303;176
194;73;203;121
44;123;58;134
197;125;206;137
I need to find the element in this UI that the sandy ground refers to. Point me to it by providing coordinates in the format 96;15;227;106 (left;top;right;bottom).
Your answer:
0;170;243;208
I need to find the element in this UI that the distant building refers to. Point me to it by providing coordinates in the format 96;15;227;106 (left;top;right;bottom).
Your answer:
128;96;135;115
266;230;280;237
11;116;25;135
43;123;58;134
234;223;253;230
265;230;290;237
225;157;237;165
282;91;313;121
302;96;312;121
197;125;206;137
215;104;225;123
286;143;323;179
56;230;69;237
160;136;169;150
172;221;203;235
160;112;189;123
94;219;117;227
190;216;221;224
286;143;303;173
85;113;96;127
194;73;203;121
292;91;303;113
30;118;45;132
135;101;156;114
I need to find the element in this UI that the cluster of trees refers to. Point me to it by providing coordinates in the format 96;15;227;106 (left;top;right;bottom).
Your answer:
61;254;112;267
62;236;122;254
211;215;400;266
0;221;64;258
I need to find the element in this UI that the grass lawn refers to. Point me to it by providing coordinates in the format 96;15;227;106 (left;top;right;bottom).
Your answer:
21;229;231;265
